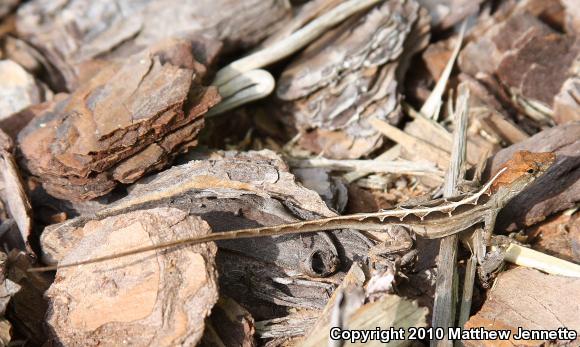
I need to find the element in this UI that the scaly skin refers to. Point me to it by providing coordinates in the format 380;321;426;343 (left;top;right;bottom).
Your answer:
29;151;555;272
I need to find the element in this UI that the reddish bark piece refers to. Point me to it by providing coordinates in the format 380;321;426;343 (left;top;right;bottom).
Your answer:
275;0;429;159
496;33;579;115
16;39;220;201
460;12;554;78
464;268;580;347
528;213;580;264
45;208;218;346
460;7;580;124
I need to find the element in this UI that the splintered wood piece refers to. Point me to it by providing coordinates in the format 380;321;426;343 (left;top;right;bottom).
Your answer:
487;122;580;230
17;39;220;201
275;0;429;159
303;294;428;347
0;150;32;251
464;267;580;347
45;208;218;346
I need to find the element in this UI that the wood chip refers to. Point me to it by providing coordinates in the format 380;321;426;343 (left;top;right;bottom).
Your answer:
464;267;580;346
0;149;32;251
16;0;291;90
528;212;580;264
17;39;220;201
45;208;218;346
275;0;429;159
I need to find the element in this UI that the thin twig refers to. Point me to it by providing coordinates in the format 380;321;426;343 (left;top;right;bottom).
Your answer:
458;254;477;327
287;157;444;177
343;146;401;183
496;244;580;278
420;22;466;121
431;87;469;347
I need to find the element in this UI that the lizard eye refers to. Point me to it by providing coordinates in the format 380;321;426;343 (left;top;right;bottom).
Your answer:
527;168;535;174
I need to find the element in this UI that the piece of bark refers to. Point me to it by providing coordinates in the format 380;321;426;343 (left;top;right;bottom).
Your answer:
275;0;429;159
0;0;18;19
553;70;580;124
216;250;336;313
5;250;50;345
496;33;580;123
485;121;580;231
0;59;50;123
0;252;21;316
40;150;371;276
303;294;428;347
291;167;348;213
15;0;291;91
201;296;255;347
256;310;319;339
459;6;580;124
422;37;457;81
528;212;580;264
416;0;486;31
459;74;530;145
45;208;218;346
0;252;20;346
17;39;220;201
563;0;580;34
460;12;554;78
0;148;32;251
464;267;580;347
303;262;366;342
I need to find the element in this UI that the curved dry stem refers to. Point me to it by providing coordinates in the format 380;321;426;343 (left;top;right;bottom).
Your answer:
206;69;275;117
496;244;580;278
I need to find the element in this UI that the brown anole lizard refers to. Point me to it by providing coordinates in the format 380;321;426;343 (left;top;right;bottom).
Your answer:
29;151;555;272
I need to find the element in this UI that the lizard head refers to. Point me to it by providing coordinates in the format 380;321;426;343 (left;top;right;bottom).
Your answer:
490;151;556;197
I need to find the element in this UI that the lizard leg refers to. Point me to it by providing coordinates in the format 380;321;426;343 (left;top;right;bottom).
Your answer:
483;210;499;246
367;226;414;269
478;243;508;288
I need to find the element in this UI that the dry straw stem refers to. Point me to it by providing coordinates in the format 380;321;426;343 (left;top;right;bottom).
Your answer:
420;22;466;120
494;244;580;278
431;87;470;347
208;0;382;116
369;118;451;165
205;69;275;117
287;157;444;177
